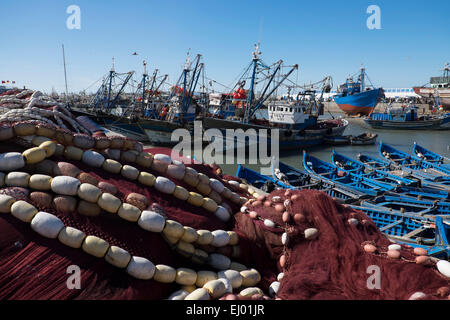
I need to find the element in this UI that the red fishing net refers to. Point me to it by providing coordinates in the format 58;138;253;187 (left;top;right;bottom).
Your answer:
234;189;450;300
0;143;449;300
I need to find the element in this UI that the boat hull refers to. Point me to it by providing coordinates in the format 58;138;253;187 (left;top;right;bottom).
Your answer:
334;88;382;116
413;87;450;110
202;117;325;150
364;118;449;130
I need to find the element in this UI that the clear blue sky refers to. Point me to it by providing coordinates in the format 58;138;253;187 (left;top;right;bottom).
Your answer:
0;0;449;93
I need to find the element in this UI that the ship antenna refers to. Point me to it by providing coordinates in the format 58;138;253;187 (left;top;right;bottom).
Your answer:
111;57;115;72
252;42;261;60
143;60;147;75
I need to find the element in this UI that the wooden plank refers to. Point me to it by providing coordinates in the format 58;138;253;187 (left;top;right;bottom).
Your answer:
379;220;404;232
403;227;426;239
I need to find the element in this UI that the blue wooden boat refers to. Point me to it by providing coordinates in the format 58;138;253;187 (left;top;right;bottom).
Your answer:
379;142;450;176
303;152;395;196
304;152;450;200
272;160;367;200
413;143;450;169
272;160;312;188
236;164;291;190
350;205;450;259
358;153;450;188
323;135;351;146
331;150;417;187
236;164;362;203
360;194;450;216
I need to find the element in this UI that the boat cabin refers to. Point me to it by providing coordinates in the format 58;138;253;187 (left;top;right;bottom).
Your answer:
431;63;450;89
209;93;236;119
268;102;317;129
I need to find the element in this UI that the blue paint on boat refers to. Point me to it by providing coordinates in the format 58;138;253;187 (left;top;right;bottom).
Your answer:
380;142;450;175
237;164;363;203
304;151;449;200
331;150;417;186
350;205;450;259
334;88;382;115
361;194;450;216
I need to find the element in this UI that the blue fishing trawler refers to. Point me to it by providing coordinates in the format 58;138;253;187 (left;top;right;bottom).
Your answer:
334;67;384;116
365;104;450;130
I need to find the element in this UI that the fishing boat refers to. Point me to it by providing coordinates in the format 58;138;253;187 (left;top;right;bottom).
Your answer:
334;67;384;116
331;150;417;186
365;104;450;130
379;142;450;176
413;63;450;111
271;160;367;200
73;55;203;145
350;132;377;145
413;143;450;168
201;44;345;150
324;132;377;146
303;152;392;196
350;205;450;259
358;153;450;190
360;194;450;216
236;164;362;203
304;152;450;200
324;135;351;146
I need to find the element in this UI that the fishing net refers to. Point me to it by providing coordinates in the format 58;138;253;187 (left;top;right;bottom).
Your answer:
0;88;449;300
234;189;450;300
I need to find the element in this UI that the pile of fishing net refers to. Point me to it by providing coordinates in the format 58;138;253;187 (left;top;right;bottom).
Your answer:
0;88;449;300
236;189;450;300
0;89;99;135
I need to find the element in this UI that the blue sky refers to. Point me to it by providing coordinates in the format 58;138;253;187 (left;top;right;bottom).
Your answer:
0;0;449;93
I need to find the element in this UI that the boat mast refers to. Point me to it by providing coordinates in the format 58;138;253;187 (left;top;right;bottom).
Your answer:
148;69;159;93
154;74;168;94
243;43;261;123
249;63;298;119
62;44;69;105
142;60;148;108
106;57;115;110
184;54;202;112
443;63;450;81
360;66;365;92
180;51;191;116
